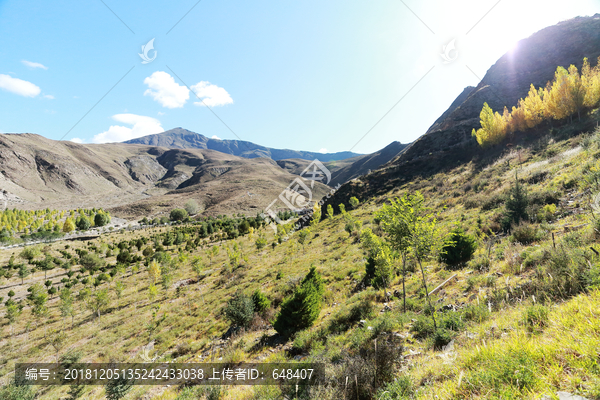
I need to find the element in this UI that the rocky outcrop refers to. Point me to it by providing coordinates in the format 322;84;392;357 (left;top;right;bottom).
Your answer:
125;155;167;184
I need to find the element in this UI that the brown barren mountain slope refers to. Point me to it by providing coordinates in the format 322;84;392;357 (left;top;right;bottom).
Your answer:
0;133;329;218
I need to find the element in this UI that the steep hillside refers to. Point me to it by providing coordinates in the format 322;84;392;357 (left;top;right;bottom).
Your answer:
125;127;361;162
0;133;329;218
276;141;409;187
2;121;600;400
324;14;600;209
328;141;409;187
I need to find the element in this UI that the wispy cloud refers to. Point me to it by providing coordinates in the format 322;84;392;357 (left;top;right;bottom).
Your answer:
143;71;189;108
192;81;233;107
43;94;54;99
92;114;163;143
21;60;48;70
0;74;41;97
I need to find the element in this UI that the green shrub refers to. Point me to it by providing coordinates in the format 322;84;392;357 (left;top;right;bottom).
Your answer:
510;222;546;244
440;227;477;267
410;315;435;339
522;304;549;332
441;312;464;331
433;328;456;349
94;212;111;227
468;255;490;272
522;247;551;269
170;208;188;222
462;303;490;322
223;291;254;328
251;289;270;314
378;375;413;399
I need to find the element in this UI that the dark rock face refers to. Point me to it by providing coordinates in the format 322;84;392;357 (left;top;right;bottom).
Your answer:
402;14;600;163
125;127;361;162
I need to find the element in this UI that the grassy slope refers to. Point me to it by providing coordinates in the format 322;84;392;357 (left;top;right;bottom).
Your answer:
2;123;600;399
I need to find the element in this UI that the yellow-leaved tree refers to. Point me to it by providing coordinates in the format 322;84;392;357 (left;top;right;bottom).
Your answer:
522;84;546;128
472;103;507;147
583;57;600;108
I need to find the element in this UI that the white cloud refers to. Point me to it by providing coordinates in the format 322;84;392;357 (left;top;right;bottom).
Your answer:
157;111;165;116
211;135;222;140
0;74;41;97
22;60;48;70
43;94;54;99
92;114;163;143
319;148;328;154
191;81;233;107
143;71;189;108
70;138;84;143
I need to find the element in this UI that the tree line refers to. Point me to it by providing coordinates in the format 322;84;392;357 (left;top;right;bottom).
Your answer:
473;57;600;147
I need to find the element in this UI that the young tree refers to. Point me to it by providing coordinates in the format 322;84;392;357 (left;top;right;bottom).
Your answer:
87;289;109;318
521;84;546;129
349;196;360;209
28;283;48;331
360;228;394;290
75;216;91;231
472;103;507;147
184;199;199;215
147;260;161;285
19;246;41;264
114;281;125;307
147;284;158;303
255;235;267;250
49;329;67;362
170;208;188;222
310;204;322;227
505;171;529;226
252;289;271;314
5;302;22;338
94;212;110;227
59;288;75;329
105;371;133;400
274;267;323;336
326;204;334;219
207;245;219;266
63;218;75;233
297;228;311;247
223;291;255;328
400;192;444;329
583;57;600;108
374;194;413;311
18;264;30;284
338;203;346;214
191;256;203;279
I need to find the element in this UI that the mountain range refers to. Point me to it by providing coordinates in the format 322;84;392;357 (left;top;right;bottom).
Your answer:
3;15;600;220
124;128;361;162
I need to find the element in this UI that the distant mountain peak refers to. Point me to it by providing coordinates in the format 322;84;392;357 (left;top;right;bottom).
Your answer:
124;128;362;162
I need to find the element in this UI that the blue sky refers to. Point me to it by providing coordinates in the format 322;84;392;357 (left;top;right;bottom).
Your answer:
0;0;597;154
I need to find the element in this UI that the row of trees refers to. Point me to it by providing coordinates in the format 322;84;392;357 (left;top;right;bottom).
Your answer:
473;57;600;147
0;208;110;239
